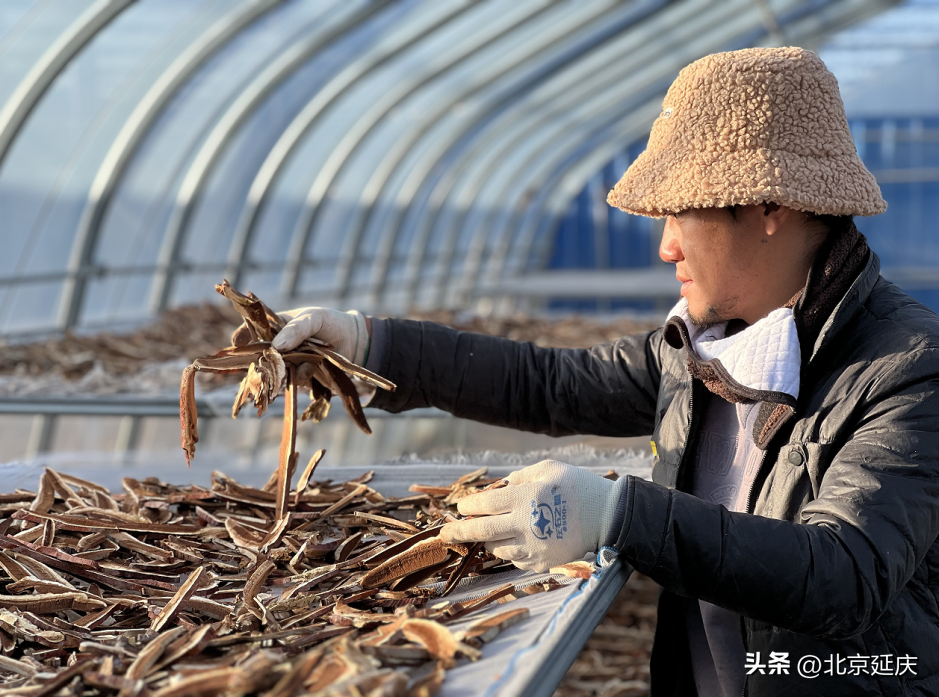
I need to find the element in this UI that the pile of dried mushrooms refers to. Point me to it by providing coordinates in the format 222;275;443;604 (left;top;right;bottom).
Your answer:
0;460;565;696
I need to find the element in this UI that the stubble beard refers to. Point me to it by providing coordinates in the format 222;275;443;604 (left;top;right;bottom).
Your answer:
688;296;738;330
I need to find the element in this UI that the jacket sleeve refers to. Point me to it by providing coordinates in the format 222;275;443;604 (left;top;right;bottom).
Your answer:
611;355;939;640
366;318;663;438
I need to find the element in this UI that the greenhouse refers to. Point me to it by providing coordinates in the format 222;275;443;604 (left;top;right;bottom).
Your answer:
1;2;938;696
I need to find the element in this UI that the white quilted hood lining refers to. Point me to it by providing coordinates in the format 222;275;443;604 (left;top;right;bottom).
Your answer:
667;297;801;401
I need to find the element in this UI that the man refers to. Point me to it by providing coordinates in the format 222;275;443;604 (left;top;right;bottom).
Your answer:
273;48;939;695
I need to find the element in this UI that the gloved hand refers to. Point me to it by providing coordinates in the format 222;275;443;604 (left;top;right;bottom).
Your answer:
439;460;628;572
271;307;370;365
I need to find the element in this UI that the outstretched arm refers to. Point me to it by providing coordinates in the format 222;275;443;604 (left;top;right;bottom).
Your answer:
366;318;664;438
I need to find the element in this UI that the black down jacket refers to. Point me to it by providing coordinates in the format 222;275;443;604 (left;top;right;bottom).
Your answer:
368;252;939;696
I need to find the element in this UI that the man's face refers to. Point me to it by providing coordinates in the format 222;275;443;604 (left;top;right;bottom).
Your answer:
659;206;791;327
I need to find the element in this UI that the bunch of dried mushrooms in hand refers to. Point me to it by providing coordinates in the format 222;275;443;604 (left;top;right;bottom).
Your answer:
181;280;395;464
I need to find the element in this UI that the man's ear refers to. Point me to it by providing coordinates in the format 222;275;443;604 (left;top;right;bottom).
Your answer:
763;203;791;236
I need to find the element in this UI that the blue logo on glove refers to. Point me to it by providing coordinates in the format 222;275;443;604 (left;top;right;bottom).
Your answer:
531;487;568;541
530;503;554;539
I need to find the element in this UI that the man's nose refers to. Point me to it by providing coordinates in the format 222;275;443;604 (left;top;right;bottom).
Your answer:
659;216;683;263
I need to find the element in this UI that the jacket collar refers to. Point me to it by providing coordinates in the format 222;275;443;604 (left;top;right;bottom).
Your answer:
807;249;880;365
663;300;800;407
793;219;873;366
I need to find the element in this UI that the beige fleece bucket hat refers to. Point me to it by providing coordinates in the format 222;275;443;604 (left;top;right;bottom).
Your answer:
607;47;886;217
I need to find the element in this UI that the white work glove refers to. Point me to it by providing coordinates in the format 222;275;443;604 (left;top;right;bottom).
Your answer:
439;460;627;572
271;307;370;365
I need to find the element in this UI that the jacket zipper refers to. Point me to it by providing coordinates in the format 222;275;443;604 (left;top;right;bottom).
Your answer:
744;449;769;515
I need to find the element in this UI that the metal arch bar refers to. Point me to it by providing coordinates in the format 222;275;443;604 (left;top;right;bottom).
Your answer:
350;0;641;310
753;0;787;44
481;118;727;303
0;0;636;303
224;1;478;293
447;0;754;307
388;0;676;307
470;0;855;300
0;0;136;172
148;0;393;314
525;0;901;273
56;0;286;331
457;0;872;303
507;0;895;294
530;120;661;274
396;0;713;302
439;73;664;307
334;0;619;307
521;108;664;286
282;0;560;305
777;0;901;50
479;107;679;314
461;95;665;308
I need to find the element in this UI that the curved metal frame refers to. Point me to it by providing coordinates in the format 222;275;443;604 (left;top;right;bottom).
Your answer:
362;0;660;308
0;0;901;337
343;0;657;308
336;3;632;306
529;113;663;273
777;0;901;51
0;0;135;172
223;0;477;291
390;0;712;310
496;104;665;292
459;92;669;307
337;0;644;308
57;0;286;330
1;0;224;333
280;0;561;304
432;0;893;308
148;0;393;313
470;0;872;302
